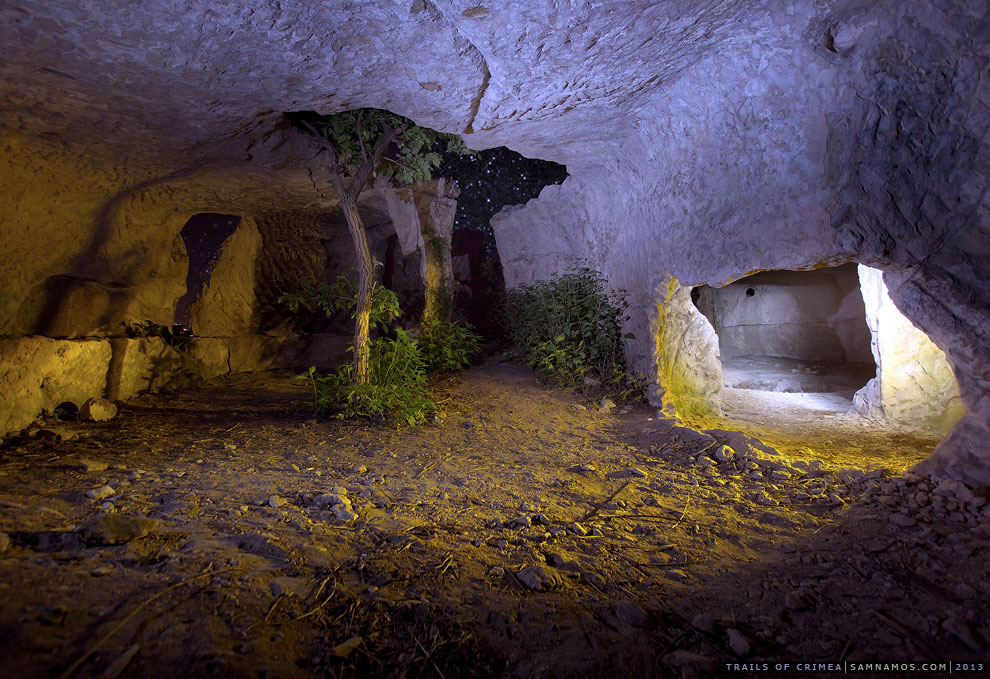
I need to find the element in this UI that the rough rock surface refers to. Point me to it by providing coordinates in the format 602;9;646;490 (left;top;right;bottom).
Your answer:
0;337;111;435
652;277;723;418
190;217;263;337
79;397;117;422
854;265;963;433
105;338;185;402
0;0;987;480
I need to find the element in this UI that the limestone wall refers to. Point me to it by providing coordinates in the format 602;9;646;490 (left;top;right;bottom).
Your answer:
0;337;111;435
854;266;964;433
697;267;872;365
491;1;988;484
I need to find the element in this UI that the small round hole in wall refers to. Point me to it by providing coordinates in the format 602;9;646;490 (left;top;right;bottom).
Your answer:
52;401;79;421
745;287;756;297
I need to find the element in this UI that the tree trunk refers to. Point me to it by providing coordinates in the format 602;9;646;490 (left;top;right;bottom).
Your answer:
336;187;374;384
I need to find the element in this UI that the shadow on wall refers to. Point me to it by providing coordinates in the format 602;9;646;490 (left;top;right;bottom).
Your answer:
29;169;200;339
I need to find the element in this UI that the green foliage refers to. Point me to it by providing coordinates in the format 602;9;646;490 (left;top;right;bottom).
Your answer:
501;267;645;400
287;109;476;187
298;330;437;426
278;272;400;331
417;319;483;373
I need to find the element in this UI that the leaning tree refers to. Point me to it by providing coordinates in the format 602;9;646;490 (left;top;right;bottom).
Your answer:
289;108;473;384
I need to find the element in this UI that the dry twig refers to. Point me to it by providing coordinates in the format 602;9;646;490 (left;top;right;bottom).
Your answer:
57;566;241;679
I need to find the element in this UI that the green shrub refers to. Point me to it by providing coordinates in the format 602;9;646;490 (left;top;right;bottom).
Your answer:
501;267;644;400
299;329;437;426
417;319;483;373
279;272;400;330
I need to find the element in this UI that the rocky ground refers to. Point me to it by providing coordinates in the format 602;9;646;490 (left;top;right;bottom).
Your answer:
0;359;988;678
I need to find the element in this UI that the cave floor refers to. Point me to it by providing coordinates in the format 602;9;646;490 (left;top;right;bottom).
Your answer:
721;357;876;396
718;385;943;472
0;360;988;678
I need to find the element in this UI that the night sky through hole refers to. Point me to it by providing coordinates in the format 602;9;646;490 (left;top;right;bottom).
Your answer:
434;145;568;250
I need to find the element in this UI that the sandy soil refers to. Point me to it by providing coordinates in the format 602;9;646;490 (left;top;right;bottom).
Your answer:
0;359;988;678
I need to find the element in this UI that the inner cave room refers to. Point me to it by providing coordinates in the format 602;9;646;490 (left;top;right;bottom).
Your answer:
0;2;988;678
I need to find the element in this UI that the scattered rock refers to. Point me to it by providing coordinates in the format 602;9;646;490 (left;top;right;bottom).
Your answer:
313;492;350;508
570;522;588;536
691;612;715;633
614;600;647;627
889;513;917;527
352;464;368;474
727;628;751;656
80;397;117;422
332;635;362;658
0;532;10;552
78;514;158;545
510;515;532;528
712;445;736;464
934;479;975;503
753;490;777;506
666;569;688;583
86;485;115;501
606;468;648;479
784;589;813;611
267;495;288;508
78;459;108;472
582;571;606;589
332;505;358;521
517;565;561;591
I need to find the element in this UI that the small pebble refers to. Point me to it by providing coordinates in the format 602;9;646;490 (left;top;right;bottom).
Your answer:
889;513;916;527
86;485;115;501
692;612;715;633
727;628;751;655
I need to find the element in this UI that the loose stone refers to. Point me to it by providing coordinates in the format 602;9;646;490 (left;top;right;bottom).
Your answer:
727;628;751;656
86;485;115;501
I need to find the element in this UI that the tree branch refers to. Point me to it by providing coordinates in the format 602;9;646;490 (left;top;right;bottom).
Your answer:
354;110;368;162
380;155;416;173
347;121;408;200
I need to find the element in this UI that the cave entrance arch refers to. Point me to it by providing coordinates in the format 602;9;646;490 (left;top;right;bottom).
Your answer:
692;264;876;410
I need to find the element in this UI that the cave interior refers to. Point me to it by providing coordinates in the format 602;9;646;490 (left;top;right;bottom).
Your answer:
0;1;988;678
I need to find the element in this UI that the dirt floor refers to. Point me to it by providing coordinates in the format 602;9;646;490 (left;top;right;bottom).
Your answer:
1;359;988;678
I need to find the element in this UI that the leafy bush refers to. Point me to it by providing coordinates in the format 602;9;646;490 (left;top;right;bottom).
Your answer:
417;319;483;373
279;273;400;330
501;267;644;400
299;330;437;426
